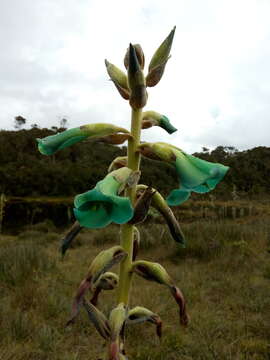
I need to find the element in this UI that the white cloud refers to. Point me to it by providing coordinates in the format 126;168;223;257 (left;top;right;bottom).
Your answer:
0;0;270;153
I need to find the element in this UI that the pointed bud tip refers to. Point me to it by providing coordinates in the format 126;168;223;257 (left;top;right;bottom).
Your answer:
128;43;140;73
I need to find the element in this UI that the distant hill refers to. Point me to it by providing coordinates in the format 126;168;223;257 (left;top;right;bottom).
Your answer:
0;128;269;200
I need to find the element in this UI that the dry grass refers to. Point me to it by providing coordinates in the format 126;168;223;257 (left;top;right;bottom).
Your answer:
0;215;270;360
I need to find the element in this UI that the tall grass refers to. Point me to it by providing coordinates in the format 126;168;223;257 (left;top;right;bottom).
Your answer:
0;216;269;359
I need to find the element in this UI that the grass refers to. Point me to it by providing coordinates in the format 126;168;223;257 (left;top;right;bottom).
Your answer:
0;215;270;360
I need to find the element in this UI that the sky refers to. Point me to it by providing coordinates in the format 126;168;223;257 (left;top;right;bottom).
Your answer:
0;0;270;153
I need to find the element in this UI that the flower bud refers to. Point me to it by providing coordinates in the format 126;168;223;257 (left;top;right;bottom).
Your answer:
83;298;111;340
146;27;176;87
132;226;140;261
142;111;177;134
95;272;119;291
132;260;189;327
60;221;82;257
137;142;176;162
105;59;130;100
90;272;119;306
109;303;127;341
94;133;131;145
128;186;155;224
132;260;173;286
124;44;145;70
150;190;185;246
127;306;162;339
108;156;128;173
135;185;185;245
128;44;147;109
67;246;126;326
87;246;127;285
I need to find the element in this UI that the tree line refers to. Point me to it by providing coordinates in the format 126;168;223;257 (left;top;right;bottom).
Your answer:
0;127;269;200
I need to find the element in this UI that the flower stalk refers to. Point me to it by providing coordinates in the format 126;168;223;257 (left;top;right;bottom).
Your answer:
118;107;143;305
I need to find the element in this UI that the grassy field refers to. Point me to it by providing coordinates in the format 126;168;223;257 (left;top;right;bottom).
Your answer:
0;214;270;359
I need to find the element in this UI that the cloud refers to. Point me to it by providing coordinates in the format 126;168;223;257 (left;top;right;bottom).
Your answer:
0;0;270;153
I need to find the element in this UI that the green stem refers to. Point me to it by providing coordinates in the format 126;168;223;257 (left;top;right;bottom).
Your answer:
118;108;142;304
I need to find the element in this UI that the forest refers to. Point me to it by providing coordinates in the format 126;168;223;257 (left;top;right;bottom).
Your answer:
1;126;270;228
1;127;270;198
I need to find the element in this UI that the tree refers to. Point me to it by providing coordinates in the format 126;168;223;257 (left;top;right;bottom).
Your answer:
14;116;26;129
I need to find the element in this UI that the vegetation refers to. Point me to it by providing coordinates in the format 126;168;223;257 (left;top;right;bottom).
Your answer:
0;216;269;359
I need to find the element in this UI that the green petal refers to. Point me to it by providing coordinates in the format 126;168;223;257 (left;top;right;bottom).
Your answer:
74;203;112;228
166;189;190;206
174;151;229;191
37;127;87;155
110;197;134;224
159;115;177;134
73;169;134;228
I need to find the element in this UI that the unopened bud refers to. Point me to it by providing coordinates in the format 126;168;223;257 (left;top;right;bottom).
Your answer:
90;272;119;306
146;27;176;87
105;59;130;100
132;260;173;286
128;44;147;109
150;190;185;246
83;298;111;340
95;133;131;145
128;187;155;224
132;226;140;261
127;306;162;339
60;221;82;257
67;246;126;325
124;43;145;70
137;142;176;162
108;156;128;173
109;303;127;341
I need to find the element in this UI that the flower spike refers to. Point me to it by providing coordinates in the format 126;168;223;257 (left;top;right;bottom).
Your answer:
37;123;129;155
105;59;130;100
74;167;134;229
142;111;177;134
146;26;176;87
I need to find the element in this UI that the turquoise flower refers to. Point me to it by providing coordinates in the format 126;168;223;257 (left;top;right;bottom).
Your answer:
141;111;177;134
74;167;134;228
37;123;129;155
137;142;229;206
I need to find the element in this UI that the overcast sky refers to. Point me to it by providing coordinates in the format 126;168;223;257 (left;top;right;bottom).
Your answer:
0;0;269;153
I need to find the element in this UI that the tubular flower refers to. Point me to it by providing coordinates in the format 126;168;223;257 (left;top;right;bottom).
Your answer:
142;111;177;134
137;142;229;206
37;123;129;155
73;167;134;228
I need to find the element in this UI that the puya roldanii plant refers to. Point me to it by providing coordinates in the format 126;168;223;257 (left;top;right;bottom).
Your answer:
37;27;229;359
